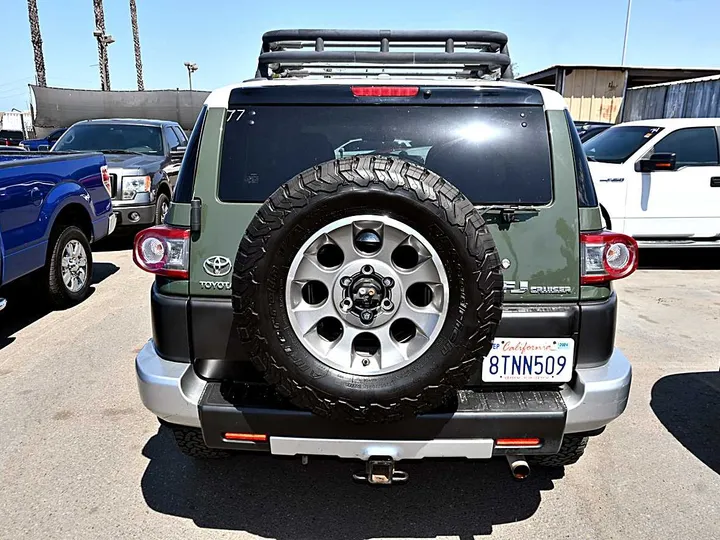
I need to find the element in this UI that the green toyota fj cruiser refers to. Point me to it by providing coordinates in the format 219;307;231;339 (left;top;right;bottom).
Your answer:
133;29;636;484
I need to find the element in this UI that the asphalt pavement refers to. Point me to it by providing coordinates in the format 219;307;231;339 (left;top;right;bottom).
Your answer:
0;237;718;540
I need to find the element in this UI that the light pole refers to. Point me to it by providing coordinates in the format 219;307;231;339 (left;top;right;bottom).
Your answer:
621;0;632;65
184;62;198;91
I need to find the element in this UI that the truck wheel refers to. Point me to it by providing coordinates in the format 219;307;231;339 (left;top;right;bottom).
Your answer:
46;226;93;308
529;435;589;467
168;425;231;459
155;192;170;225
233;155;503;423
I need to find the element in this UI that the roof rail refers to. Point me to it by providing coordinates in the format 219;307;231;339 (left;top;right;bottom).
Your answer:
256;29;514;81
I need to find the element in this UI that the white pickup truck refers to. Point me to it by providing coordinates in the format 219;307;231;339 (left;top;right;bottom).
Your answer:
584;118;720;247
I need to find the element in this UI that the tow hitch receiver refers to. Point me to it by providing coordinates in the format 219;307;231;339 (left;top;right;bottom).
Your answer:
353;457;408;485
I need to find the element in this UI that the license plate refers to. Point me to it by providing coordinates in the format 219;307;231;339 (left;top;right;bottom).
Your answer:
481;338;574;383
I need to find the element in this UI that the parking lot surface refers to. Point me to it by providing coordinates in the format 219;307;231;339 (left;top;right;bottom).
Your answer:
0;240;718;540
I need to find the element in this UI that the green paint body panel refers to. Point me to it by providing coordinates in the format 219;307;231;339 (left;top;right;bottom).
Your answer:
579;206;602;232
182;107;585;303
167;202;191;227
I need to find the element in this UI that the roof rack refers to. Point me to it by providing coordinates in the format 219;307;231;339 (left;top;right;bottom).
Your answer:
256;29;514;81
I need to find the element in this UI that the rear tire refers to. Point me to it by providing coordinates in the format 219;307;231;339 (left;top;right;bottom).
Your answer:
46;226;93;308
529;435;589;467
168;424;231;459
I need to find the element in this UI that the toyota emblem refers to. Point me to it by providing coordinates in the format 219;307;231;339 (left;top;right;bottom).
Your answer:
203;255;232;277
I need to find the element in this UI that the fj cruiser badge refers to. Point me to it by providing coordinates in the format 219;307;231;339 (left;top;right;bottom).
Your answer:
203;256;232;277
504;281;572;295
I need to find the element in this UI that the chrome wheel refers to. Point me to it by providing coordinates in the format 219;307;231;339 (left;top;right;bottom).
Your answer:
60;239;88;293
286;215;449;375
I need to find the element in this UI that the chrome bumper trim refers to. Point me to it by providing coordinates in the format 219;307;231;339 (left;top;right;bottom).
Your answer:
270;437;495;460
563;347;632;433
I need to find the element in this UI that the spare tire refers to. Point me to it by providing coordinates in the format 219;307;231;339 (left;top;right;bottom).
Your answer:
232;155;503;423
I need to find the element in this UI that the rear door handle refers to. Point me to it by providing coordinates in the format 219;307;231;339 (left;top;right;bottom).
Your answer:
711;177;720;187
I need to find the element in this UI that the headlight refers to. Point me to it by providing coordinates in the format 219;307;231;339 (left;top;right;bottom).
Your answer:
121;175;151;200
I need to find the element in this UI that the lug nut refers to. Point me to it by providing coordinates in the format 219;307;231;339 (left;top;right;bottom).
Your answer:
360;310;373;323
361;265;373;275
340;298;353;312
340;276;352;287
382;299;394;311
382;277;394;288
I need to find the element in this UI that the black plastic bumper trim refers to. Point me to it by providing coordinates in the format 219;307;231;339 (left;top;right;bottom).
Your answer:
199;384;567;454
150;284;190;362
150;291;616;375
576;292;617;367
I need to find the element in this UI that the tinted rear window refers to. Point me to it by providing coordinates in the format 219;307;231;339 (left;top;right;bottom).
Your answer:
218;106;552;205
566;110;598;207
174;106;207;203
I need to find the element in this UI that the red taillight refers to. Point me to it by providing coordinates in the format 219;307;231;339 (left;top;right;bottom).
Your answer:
133;225;190;278
581;231;639;284
100;165;112;195
351;86;419;97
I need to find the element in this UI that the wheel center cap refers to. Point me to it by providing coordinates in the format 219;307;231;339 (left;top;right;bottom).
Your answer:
333;260;401;329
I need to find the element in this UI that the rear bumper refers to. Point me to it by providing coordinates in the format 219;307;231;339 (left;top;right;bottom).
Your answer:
136;341;631;457
91;212;116;242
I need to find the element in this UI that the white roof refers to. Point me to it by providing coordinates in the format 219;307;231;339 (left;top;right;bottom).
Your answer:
204;77;567;111
619;117;720;128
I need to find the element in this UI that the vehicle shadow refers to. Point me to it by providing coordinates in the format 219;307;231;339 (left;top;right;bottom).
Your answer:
638;248;720;270
141;426;561;539
651;371;720;474
93;229;139;252
0;262;118;347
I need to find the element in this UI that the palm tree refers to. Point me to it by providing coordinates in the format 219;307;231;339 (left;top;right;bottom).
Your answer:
93;0;111;91
27;0;47;87
129;0;144;90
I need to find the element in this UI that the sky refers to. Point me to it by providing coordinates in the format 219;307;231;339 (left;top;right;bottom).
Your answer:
2;0;720;111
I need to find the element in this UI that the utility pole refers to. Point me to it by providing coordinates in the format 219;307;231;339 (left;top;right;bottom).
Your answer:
621;0;633;65
184;62;198;91
26;0;47;87
129;0;145;90
93;0;113;91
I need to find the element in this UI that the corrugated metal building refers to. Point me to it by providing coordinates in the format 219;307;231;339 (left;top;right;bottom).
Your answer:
621;74;720;121
519;65;720;123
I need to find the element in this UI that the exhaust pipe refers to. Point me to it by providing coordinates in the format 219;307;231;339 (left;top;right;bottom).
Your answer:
506;454;530;480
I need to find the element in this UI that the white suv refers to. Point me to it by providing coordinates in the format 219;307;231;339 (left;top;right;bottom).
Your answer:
584;118;720;246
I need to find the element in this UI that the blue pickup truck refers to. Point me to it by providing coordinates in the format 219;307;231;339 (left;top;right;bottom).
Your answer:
20;128;67;151
0;151;116;310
